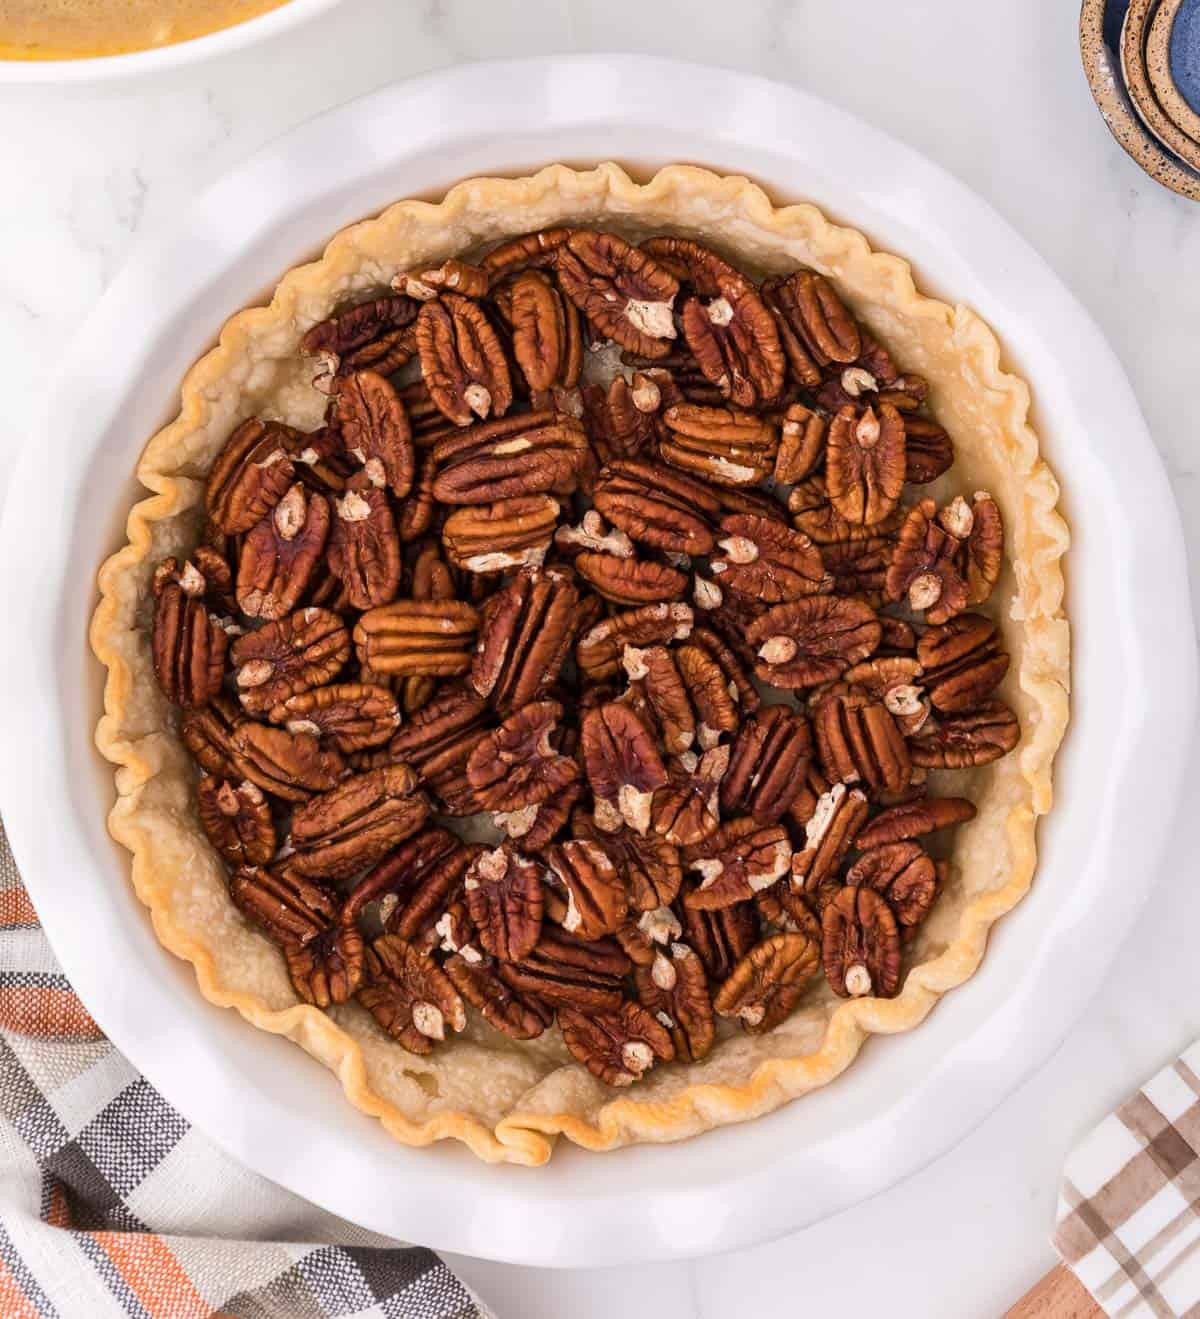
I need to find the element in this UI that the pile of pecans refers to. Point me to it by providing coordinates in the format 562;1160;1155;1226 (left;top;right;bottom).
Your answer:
150;227;1018;1088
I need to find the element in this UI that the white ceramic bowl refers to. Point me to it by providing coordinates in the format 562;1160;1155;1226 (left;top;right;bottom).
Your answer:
1;56;1193;1267
0;0;341;83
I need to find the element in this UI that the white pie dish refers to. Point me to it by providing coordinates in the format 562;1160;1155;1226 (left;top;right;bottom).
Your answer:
0;55;1193;1264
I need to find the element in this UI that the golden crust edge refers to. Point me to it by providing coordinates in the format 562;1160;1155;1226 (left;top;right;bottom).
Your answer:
89;161;1070;1166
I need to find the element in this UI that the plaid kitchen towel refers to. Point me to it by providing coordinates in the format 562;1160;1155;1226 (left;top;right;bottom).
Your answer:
1056;1042;1200;1318
0;819;491;1319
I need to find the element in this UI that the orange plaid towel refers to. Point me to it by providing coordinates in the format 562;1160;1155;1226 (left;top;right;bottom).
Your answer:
0;819;489;1319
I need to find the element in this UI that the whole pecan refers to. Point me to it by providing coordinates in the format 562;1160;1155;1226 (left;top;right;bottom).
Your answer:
196;777;275;867
332;369;414;498
326;475;403;610
917;613;1010;712
151;560;227;708
592;460;719;556
821;885;901;998
634;942;715;1062
659;404;778;487
300;293;419;391
357;935;466;1054
558;1001;675;1086
554;230;679;358
205;418;298;534
680;902;759;982
236;483;331;621
721;705;812;824
576;602;694;682
713;931;821;1033
854;796;976;850
884;497;970;623
543;839;628;941
788;473;902;545
680;276;785;409
415;292;513;426
181;694;244;777
793;780;872;908
466;699;579;812
497;927;629;1013
682;818;792;910
230;721;347;803
746;596;881;689
501;269;583;396
470;567;579;710
903;415;954;484
773;403;828;484
825;404;907;527
908;700;1020;768
708;513;827;604
443;953;552;1040
463;846;545;962
394;258;489;302
288;765;428;880
573;810;684;912
353;600;479;677
576;553;687;606
846;842;938;928
270;681;400;752
442;494;560;573
230;606;350;715
582;701;669;835
651;745;729;847
431;411;588;504
811;686;911;794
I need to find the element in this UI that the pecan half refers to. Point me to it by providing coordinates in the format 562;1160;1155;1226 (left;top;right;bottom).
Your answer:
825;404;906;527
197;777;275;867
386;687;492;806
340;826;461;927
660;404;778;487
708;513;827;604
576;553;687;605
821;886;901;998
389;840;481;950
230;606;350;715
498;927;629;1013
576;602;694;682
917;613;1010;712
415;292;513;426
501;269;583;396
821;536;893;605
690;625;760;714
682;818;792;909
811;687;911;793
353;600;479;677
640;236;740;295
395;258;489;302
841;655;930;736
592;459;719;556
205;418;298;534
746;596;881;689
582;701;669;835
854;796;976;850
788;473;902;545
582;374;664;464
466;700;579;811
543;839;628;941
554;230;679;358
558;1001;675;1086
443;953;551;1040
721;705;812;824
270;682;400;752
773;403;827;484
675;642;739;747
181;694;244;776
358;935;466;1054
908;700;1020;768
230;721;346;803
442;494;560;573
432;411;587;504
463;846;545;962
573;811;684;912
326;475;403;610
493;779;583;852
680;277;785;409
791;782;871;907
903;415;954;484
681;902;759;982
288;765;428;880
651;745;729;847
469;567;579;710
964;492;1004;605
713;932;821;1033
846;843;938;928
151;562;227;707
237;484;331;621
300;294;419;390
332;369;415;498
481;228;573;280
761;270;861;371
634;942;715;1062
622;644;696;754
884;497;970;623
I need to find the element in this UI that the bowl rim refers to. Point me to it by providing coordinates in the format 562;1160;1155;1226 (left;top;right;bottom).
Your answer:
1;54;1194;1265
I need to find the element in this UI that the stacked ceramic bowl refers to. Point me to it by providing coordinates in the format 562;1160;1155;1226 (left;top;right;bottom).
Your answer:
1081;0;1200;198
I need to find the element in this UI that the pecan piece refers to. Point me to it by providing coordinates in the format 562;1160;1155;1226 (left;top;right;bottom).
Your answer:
443;953;551;1041
788;474;902;545
708;513;827;604
854;797;976;850
358;935;466;1054
575;602;694;682
237;483;331;621
270;682;400;752
746;596;881;689
353;600;479;677
592;459;719;556
811;687;911;793
554;509;635;560
493;778;584;851
463;846;545;962
502;269;583;395
332;369;415;497
651;745;729;847
300;294;419;391
846;843;938;928
916;614;1010;712
791;782;871;907
466;700;579;812
582;701;669;835
230;606;350;715
907;700;1020;768
963;492;1004;605
713;931;821;1033
576;553;687;605
497;928;628;1013
884;497;970;623
431;411;588;504
821;886;901;998
679;276;785;409
327;475;403;610
634;942;715;1062
573;811;684;912
397;450;437;542
442;494;560;573
721;705;813;824
205;418;297;534
196;777;275;867
395;258;489;302
903;415;954;484
558;1001;675;1086
660;404;777;487
151;560;227;707
554;230;679;358
681;902;759;982
288;765;428;880
543;839;628;941
181;694;244;777
773;403;827;484
470;567;579;710
825;404;906;527
682;818;792;909
230;721;346;803
415;292;512;426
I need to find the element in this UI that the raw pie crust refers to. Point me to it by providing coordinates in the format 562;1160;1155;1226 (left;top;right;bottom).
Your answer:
90;163;1070;1166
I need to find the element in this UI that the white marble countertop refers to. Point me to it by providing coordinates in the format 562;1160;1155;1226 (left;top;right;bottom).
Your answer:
2;1;1198;1315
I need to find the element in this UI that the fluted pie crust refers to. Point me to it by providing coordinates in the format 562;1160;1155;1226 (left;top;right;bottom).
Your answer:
90;163;1070;1166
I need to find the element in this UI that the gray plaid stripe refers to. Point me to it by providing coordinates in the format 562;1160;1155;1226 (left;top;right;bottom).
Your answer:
78;1078;188;1199
380;1263;489;1319
0;1220;59;1318
221;1265;328;1319
13;1094;70;1161
296;1245;376;1314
